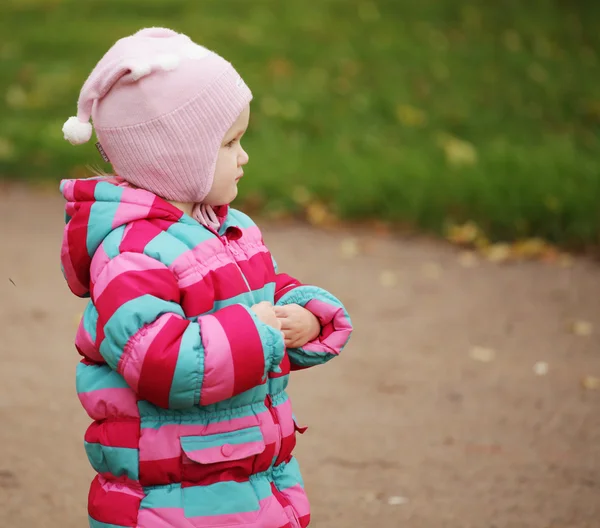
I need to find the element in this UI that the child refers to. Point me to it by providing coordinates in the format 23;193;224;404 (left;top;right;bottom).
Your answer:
59;27;352;528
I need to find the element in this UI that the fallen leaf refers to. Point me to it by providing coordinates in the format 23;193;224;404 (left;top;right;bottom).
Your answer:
292;186;311;206
511;238;549;260
395;104;426;127
387;496;409;506
305;202;335;227
469;346;496;363
581;376;600;390
438;133;478;167
484;243;512;263
569;320;593;337
533;361;549;376
379;270;398;287
447;221;480;246
340;238;360;258
458;250;479;268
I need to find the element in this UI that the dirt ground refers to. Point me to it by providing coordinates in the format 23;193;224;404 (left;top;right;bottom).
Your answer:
1;185;599;528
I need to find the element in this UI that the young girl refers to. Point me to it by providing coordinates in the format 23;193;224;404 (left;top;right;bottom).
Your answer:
59;27;352;528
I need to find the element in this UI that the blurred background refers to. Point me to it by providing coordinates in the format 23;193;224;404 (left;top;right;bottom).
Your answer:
1;1;600;527
1;0;599;246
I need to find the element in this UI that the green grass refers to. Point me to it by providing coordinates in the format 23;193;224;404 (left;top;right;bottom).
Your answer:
1;0;599;246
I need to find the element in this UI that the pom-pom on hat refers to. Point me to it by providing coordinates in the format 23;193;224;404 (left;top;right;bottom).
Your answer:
63;27;252;203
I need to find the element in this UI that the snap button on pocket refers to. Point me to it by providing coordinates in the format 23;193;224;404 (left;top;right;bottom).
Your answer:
221;443;233;457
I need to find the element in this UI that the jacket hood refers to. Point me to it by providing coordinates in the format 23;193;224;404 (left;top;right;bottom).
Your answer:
59;176;186;297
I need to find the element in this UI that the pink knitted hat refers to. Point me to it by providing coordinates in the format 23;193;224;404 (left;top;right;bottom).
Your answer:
62;27;252;203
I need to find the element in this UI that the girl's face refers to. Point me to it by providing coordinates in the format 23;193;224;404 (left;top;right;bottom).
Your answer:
203;105;250;206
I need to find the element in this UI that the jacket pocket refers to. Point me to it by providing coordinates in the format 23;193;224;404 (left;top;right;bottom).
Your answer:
180;426;266;465
180;426;267;526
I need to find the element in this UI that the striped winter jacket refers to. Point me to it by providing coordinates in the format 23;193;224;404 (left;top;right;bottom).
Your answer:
59;177;352;528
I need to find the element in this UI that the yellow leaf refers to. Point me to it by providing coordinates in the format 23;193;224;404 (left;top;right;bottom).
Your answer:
395;104;426;127
306;202;334;227
569;320;593;337
447;221;480;245
558;253;574;268
469;346;496;363
511;238;549;260
438;134;477;167
582;376;600;390
292;186;311;206
484;243;512;263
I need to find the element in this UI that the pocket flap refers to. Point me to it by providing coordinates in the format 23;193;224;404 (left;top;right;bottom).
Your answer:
180;426;265;464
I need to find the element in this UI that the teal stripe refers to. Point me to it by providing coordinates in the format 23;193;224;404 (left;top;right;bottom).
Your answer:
88;516;131;528
94;180;125;203
166;221;213;248
76;362;129;393
268;376;288;396
251;474;273;500
75;363;129;394
168;323;203;409
211;283;275;313
82;302;98;344
224;209;256;230
182;480;260;516
180;426;262;451
143;231;189;267
99;295;185;369
84;442;139;480
275;457;305;490
87;202;121;256
102;226;126;260
141;484;183;509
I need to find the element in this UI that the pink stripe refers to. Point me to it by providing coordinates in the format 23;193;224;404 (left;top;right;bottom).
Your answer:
98;475;144;499
136;495;289;527
93;252;166;300
274;398;294;438
302;299;352;353
139;411;273;461
170;225;266;289
60;226;87;296
118;315;172;392
183;441;264;464
90;243;111;284
78;387;140;421
280;484;310;518
111;187;155;229
198;314;235;406
75;317;103;362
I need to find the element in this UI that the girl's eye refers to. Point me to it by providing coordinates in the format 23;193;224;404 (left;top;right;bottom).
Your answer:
226;139;237;148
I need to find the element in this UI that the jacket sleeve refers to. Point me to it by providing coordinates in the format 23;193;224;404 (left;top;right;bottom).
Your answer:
273;271;352;370
91;251;285;409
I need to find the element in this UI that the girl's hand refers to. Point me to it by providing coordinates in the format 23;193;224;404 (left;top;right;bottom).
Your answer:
251;302;281;331
274;304;321;348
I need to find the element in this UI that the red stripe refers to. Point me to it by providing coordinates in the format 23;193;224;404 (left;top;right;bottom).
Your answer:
84;420;140;449
211;263;253;300
119;221;163;254
299;513;311;528
236;252;274;291
274;274;302;303
139;457;181;487
137;316;189;408
88;475;140;527
93;267;179;323
67;201;93;291
148;196;182;223
180;275;215;317
212;305;266;396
